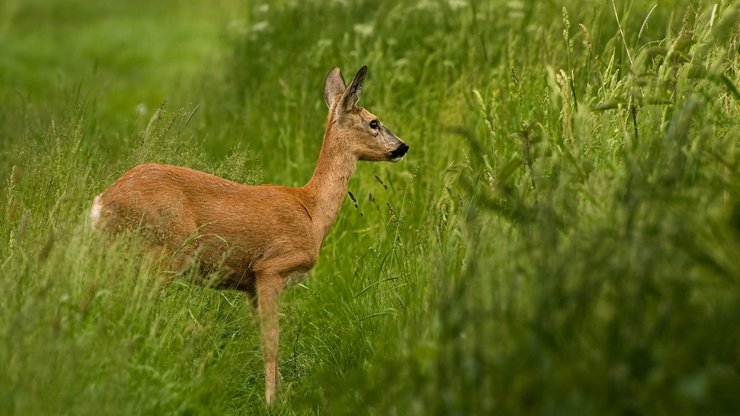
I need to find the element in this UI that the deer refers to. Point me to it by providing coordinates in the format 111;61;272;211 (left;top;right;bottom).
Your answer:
89;66;408;404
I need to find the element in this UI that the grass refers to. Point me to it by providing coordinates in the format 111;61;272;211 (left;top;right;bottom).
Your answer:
1;0;739;414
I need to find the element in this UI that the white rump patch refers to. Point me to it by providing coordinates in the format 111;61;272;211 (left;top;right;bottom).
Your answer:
89;195;103;229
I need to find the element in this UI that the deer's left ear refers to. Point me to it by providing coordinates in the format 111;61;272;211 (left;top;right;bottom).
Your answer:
338;65;367;113
324;67;346;109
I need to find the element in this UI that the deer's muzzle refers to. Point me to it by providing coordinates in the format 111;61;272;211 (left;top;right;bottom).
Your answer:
389;143;409;161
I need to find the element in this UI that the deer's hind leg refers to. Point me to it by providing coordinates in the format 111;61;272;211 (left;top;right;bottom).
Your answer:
142;244;193;286
143;216;200;284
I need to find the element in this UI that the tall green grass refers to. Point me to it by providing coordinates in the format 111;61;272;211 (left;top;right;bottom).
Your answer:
1;0;738;414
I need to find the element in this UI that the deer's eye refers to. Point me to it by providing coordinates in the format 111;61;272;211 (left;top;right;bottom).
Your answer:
369;120;380;130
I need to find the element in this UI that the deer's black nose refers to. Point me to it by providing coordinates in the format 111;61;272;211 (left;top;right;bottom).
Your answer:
390;143;409;159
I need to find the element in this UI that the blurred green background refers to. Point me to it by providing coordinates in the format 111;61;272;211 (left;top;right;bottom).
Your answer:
1;0;738;414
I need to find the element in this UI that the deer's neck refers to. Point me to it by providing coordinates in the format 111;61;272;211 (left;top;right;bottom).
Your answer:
303;124;357;240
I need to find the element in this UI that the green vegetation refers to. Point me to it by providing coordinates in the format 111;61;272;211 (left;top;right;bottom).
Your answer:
1;0;738;414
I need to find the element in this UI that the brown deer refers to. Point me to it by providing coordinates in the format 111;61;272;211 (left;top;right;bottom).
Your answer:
89;66;408;404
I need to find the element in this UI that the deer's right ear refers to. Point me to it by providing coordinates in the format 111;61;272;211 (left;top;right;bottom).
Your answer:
338;65;367;113
323;67;346;109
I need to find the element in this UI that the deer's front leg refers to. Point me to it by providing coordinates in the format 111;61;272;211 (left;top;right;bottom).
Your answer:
253;249;315;404
255;273;283;405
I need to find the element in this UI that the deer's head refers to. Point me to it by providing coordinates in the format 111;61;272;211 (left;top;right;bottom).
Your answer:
323;66;409;162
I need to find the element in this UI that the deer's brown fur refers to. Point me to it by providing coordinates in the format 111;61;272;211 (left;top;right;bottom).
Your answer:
90;66;408;404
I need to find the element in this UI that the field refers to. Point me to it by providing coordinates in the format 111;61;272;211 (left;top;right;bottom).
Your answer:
1;0;739;414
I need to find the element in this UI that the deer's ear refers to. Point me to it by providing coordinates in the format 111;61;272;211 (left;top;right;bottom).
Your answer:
323;67;346;109
338;65;367;113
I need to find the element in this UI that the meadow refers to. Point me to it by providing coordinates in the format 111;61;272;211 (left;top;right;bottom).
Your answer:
1;0;738;414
